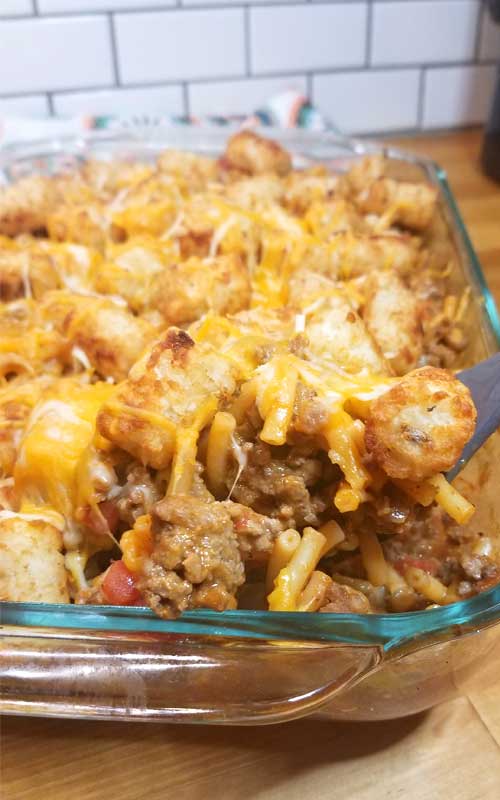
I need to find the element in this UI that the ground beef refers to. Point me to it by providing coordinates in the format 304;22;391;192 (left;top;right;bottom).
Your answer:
460;553;496;582
223;501;283;561
351;494;448;553
319;581;371;614
230;441;329;528
406;266;470;371
292;383;329;435
115;464;161;526
139;495;245;618
191;462;216;501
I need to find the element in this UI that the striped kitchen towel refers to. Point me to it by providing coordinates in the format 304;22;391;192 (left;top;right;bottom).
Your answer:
0;90;331;147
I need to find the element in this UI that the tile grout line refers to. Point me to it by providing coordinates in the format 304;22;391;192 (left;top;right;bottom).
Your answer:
182;82;190;117
306;73;313;100
365;0;373;68
417;66;426;131
12;0;481;14
474;0;485;61
1;57;498;104
0;0;484;20
244;5;251;77
46;91;54;116
108;13;121;87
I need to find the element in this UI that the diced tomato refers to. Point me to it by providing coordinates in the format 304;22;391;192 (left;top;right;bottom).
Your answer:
99;500;120;534
394;556;440;576
102;560;141;605
78;501;120;537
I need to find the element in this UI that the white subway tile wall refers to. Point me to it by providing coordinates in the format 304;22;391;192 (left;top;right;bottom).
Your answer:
249;4;367;74
0;0;497;134
188;76;308;117
371;1;479;66
52;85;184;116
0;16;113;93
115;10;246;83
0;94;49;116
0;0;32;16
313;69;420;133
182;0;297;5
38;1;173;11
423;64;497;127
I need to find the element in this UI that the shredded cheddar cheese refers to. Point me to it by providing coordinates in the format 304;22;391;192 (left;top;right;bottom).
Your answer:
14;381;114;519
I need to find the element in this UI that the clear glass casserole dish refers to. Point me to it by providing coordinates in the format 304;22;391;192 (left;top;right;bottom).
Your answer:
1;127;499;724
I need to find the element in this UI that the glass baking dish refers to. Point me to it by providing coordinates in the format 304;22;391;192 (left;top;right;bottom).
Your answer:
1;127;500;724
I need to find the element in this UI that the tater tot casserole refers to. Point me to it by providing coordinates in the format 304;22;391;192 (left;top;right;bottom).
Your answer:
0;130;496;620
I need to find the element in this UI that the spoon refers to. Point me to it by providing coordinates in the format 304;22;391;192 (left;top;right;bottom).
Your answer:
446;352;500;481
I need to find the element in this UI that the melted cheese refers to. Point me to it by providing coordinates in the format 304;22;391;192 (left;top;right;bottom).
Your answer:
14;381;114;520
0;507;65;530
65;550;88;591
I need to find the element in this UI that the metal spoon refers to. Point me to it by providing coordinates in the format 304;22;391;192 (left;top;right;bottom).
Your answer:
446;352;500;481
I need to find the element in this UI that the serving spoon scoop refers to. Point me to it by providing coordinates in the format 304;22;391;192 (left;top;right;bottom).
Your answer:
446;352;500;481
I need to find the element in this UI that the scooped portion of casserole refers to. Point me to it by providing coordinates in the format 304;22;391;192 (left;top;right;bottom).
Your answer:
0;131;494;618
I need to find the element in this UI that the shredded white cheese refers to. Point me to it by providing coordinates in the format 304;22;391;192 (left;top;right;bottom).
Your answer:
209;214;237;258
161;212;184;240
294;313;306;334
108;186;132;212
71;346;92;372
227;435;248;501
21;254;32;299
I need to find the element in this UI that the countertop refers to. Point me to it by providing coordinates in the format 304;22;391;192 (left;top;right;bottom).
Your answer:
1;128;500;800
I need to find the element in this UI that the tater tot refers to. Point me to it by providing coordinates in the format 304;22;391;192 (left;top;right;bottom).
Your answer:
223;175;284;210
157;150;218;191
223;131;292;177
95;237;176;313
304;292;391;376
97;328;238;468
357;178;438;232
0;239;100;302
283;168;338;215
0;516;68;602
81;159;154;197
47;203;113;252
42;290;156;381
150;254;251;326
363;271;423;375
343;154;385;196
304;199;362;239
344;155;437;232
365;366;476;481
0;248;59;301
288;268;338;306
0;175;58;237
0;385;43;475
318;232;419;279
